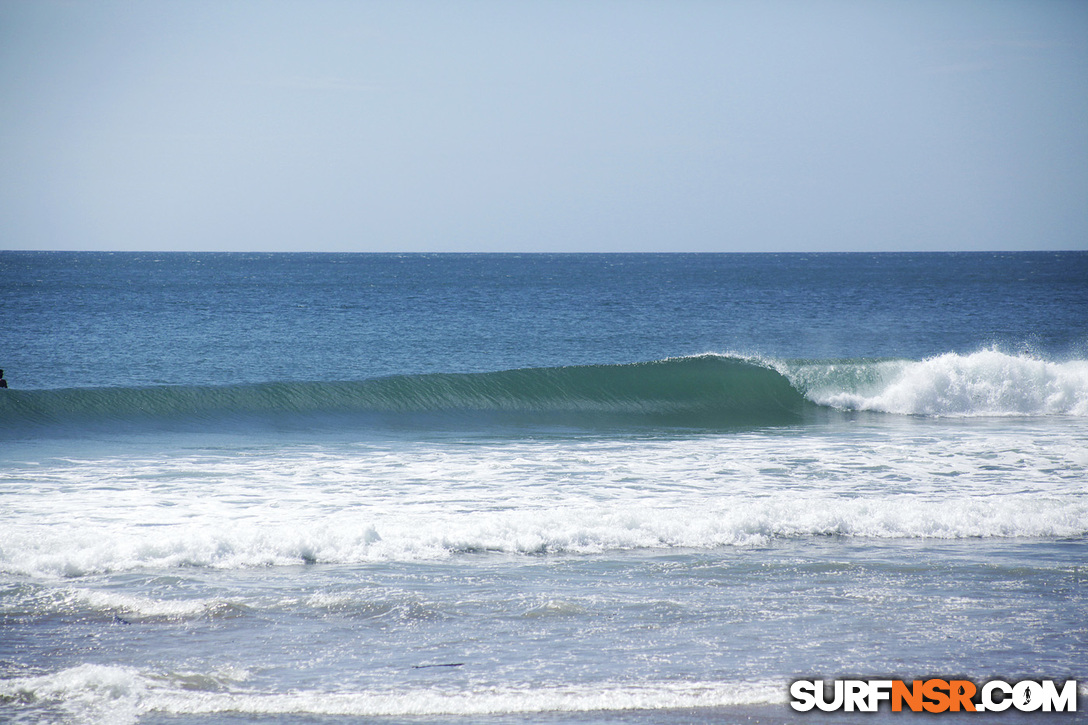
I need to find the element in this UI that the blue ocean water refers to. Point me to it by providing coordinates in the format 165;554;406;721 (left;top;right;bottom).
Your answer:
1;252;1086;724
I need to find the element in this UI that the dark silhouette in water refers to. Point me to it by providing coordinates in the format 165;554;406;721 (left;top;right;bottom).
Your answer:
411;663;464;669
0;369;7;389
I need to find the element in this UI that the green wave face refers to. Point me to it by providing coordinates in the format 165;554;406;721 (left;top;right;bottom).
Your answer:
6;351;1085;435
0;356;813;433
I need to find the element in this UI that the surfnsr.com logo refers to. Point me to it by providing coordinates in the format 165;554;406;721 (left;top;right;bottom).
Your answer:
790;679;1078;713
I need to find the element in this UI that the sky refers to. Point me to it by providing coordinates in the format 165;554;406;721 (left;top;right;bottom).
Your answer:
1;0;1086;253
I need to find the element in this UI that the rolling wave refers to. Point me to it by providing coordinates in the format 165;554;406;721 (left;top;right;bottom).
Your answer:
0;356;810;432
2;352;1085;434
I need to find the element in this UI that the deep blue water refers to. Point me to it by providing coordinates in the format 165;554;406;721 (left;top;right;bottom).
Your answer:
2;252;1084;390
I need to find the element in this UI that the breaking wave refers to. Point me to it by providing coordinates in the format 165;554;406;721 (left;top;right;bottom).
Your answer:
787;350;1088;417
1;351;1084;435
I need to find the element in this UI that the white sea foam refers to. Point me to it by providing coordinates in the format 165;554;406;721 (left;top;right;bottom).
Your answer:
0;664;784;725
59;588;238;620
2;492;1085;577
2;414;1084;576
159;680;786;717
800;351;1088;417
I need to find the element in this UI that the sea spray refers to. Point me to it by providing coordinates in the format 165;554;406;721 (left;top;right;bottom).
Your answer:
788;350;1088;416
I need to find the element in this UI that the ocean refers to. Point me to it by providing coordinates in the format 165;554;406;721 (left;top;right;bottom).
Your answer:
1;251;1086;724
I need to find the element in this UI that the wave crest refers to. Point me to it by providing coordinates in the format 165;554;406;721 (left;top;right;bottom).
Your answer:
793;351;1088;417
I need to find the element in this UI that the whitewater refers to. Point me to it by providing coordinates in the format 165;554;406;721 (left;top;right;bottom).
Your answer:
1;252;1086;725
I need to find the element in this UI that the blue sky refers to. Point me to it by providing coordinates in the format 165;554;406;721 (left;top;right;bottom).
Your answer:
1;0;1086;252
